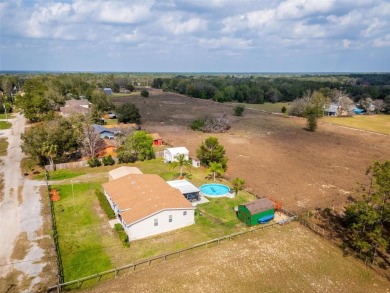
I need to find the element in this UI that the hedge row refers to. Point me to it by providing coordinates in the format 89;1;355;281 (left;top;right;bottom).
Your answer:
114;223;129;247
95;189;115;219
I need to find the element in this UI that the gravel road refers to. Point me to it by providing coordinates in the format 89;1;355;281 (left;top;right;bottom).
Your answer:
0;114;48;292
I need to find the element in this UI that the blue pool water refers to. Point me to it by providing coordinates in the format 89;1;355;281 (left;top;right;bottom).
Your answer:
200;184;230;197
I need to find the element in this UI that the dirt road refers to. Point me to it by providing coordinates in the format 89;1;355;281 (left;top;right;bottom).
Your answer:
0;114;50;292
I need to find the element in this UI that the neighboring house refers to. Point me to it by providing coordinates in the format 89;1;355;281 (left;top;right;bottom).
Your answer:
60;99;91;117
325;103;339;116
108;166;143;181
151;133;163;146
237;198;275;226
164;147;189;163
166;179;200;202
92;124;115;139
97;140;117;158
102;174;195;241
103;88;112;95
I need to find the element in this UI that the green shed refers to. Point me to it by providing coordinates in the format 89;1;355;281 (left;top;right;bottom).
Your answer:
238;198;275;226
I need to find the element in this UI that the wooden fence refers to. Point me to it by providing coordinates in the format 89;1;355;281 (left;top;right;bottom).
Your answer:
45;160;88;172
47;213;297;292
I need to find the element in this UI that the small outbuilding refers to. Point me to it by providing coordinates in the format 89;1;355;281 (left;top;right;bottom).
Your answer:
164;147;189;163
237;198;275;226
108;166;143;181
151;133;163;146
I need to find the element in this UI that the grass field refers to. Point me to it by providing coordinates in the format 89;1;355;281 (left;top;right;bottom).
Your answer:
0;113;14;119
0;121;12;129
53;183;113;281
322;114;390;135
0;138;8;156
234;102;290;113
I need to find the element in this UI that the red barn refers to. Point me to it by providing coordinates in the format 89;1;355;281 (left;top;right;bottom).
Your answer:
151;133;163;146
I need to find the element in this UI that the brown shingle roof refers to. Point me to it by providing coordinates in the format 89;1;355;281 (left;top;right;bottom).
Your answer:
102;174;193;225
151;133;162;140
241;198;274;214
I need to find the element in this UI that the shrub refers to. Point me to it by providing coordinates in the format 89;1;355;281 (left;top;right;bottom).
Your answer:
190;118;205;130
87;157;102;168
114;223;129;247
141;89;149;97
281;106;287;113
233;105;245;116
95;189;115;219
102;155;115;166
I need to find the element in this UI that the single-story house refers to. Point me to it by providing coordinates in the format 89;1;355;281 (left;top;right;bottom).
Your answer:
108;166;143;181
92;124;115;139
102;174;195;241
325;103;339;116
237;198;275;226
151;133;163;146
166;179;200;202
103;88;112;95
164;147;189;163
60;99;91;117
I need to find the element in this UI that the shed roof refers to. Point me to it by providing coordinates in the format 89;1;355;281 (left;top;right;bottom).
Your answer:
151;133;162;140
241;198;274;215
165;147;189;155
108;166;143;181
166;179;200;194
102;174;194;225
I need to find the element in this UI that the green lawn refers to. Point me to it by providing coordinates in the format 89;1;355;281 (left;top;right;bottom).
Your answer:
0;138;8;156
0;113;14;119
0;121;11;129
34;169;86;181
53;183;113;281
105;119;118;125
322;114;390;135
233;102;290;113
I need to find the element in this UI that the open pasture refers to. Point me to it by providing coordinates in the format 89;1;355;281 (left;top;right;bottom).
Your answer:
112;90;390;212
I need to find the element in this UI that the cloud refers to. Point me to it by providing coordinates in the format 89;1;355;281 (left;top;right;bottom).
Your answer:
0;0;389;71
198;37;252;50
373;34;390;47
159;14;207;35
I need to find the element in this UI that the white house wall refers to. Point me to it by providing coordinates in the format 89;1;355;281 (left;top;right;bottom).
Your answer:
125;209;194;241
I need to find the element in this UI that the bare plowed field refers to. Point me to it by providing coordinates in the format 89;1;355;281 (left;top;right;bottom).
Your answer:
83;223;390;293
113;90;390;212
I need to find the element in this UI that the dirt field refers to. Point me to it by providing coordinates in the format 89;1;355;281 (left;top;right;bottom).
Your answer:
112;90;390;213
82;222;390;293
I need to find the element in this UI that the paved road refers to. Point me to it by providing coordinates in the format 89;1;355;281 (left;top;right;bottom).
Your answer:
0;114;47;292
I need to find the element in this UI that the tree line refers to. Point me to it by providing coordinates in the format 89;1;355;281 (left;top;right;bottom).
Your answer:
151;74;390;112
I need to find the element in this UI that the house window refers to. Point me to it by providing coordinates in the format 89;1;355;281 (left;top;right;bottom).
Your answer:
154;218;158;226
183;211;187;216
169;215;172;222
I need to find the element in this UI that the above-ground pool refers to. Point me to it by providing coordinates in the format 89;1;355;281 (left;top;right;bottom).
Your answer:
200;183;230;198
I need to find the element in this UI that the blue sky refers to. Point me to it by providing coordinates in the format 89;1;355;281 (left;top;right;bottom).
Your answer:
1;0;390;72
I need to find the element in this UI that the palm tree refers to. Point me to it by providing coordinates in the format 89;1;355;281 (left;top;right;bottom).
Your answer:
42;143;58;171
170;153;192;178
232;177;245;195
207;162;224;182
